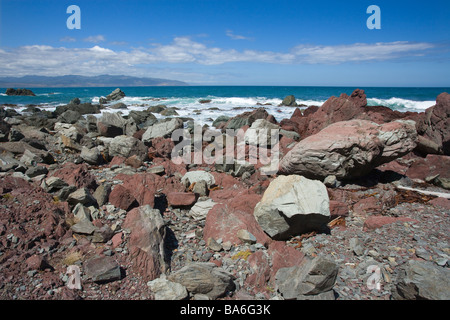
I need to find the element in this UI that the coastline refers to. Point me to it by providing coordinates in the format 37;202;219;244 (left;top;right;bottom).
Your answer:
0;87;449;301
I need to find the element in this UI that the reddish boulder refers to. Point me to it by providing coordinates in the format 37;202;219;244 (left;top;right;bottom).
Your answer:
416;92;450;155
406;154;450;181
203;194;270;246
51;163;98;191
123;205;168;281
363;216;417;230
109;185;138;210
167;192;196;207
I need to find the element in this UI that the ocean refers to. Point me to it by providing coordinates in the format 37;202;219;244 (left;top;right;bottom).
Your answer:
1;86;448;126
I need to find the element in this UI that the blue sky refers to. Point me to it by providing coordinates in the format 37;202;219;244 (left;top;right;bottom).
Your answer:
0;0;449;86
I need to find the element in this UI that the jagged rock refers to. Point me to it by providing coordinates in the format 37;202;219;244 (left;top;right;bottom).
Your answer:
84;256;121;283
142;118;184;142
254;175;330;240
280;119;417;180
168;262;235;300
275;256;338;300
108;135;148;161
393;259;450;300
106;88;126;101
5;88;35;96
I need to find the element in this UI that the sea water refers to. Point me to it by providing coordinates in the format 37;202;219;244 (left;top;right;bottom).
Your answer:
1;86;448;126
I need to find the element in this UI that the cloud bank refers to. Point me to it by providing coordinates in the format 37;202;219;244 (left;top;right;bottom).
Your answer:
0;37;436;77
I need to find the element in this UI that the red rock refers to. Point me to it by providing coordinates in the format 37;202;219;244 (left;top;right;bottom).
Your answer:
416;92;450;155
167;192;196;207
352;197;382;217
406;154;450;181
428;197;450;210
268;241;305;280
363;216;417;230
123;205;168;281
26;255;51;271
245;251;271;293
51;163;97;191
203;194;270;246
109;156;126;167
111;232;123;248
109;185;138;210
125;155;143;168
148;137;175;159
329;200;349;218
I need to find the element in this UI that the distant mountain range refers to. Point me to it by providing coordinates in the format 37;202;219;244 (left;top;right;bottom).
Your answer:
0;75;188;87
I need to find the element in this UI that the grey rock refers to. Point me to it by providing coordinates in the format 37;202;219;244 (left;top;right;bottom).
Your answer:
80;146;103;165
168;262;235;299
147;276;188;300
109;135;148;161
254;175;330;240
181;170;215;188
25;166;48;178
58;110;82;124
275;256;338;300
106;88;126;101
189;199;216;221
93;184;111;207
67;187;97;207
393;259;450;300
72;203;91;222
281;95;297;106
71;219;97;235
237;229;257;244
84;256;121;283
192;179;208;196
142;118;184;142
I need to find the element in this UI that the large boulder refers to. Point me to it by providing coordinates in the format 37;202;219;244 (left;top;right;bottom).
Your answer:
281;95;297;106
106;88;126;101
416;92;450;155
225;108;270;130
280;119;417;180
142;118;184;142
122;205;168;281
253;175;330;240
109;135;148;161
275;256;338;300
393;259;450;300
168;262;235;299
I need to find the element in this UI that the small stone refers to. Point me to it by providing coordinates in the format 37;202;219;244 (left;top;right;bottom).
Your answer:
237;229;257;244
207;237;222;252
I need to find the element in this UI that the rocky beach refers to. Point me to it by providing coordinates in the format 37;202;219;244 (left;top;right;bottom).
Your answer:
0;87;449;301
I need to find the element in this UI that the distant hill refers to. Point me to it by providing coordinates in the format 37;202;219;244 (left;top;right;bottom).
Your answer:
0;75;188;87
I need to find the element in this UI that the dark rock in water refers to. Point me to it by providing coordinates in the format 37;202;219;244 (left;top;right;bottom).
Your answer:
70;98;81;105
148;105;167;113
110;102;128;109
199;99;212;104
281;95;297;106
55;102;100;116
106;88;126;101
5;88;36;96
225;107;270;130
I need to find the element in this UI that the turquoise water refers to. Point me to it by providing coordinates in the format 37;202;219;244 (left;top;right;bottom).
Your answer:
1;86;448;125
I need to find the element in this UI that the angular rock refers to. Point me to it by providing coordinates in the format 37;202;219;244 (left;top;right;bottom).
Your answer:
84;256;121;283
275;256;338;300
106;88;126;101
416;92;450;155
93;184;111;207
142;118;184;142
280;119;417;180
108;185;138;211
225;108;269;130
393;259;450;300
181;170;215;188
188;198;216;220
168;262;235;300
25;166;48;178
122;205;168;281
80;146;104;165
67;187;97;207
254;175;330;240
167;192;197;207
109;135;148;161
71;219;97;235
281;95;297;106
147;276;188;300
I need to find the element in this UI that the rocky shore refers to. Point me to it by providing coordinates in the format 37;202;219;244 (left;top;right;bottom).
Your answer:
0;88;449;300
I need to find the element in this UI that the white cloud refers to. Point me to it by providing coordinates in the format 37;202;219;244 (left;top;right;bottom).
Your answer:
0;38;436;78
59;36;76;43
83;35;106;43
226;30;252;41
